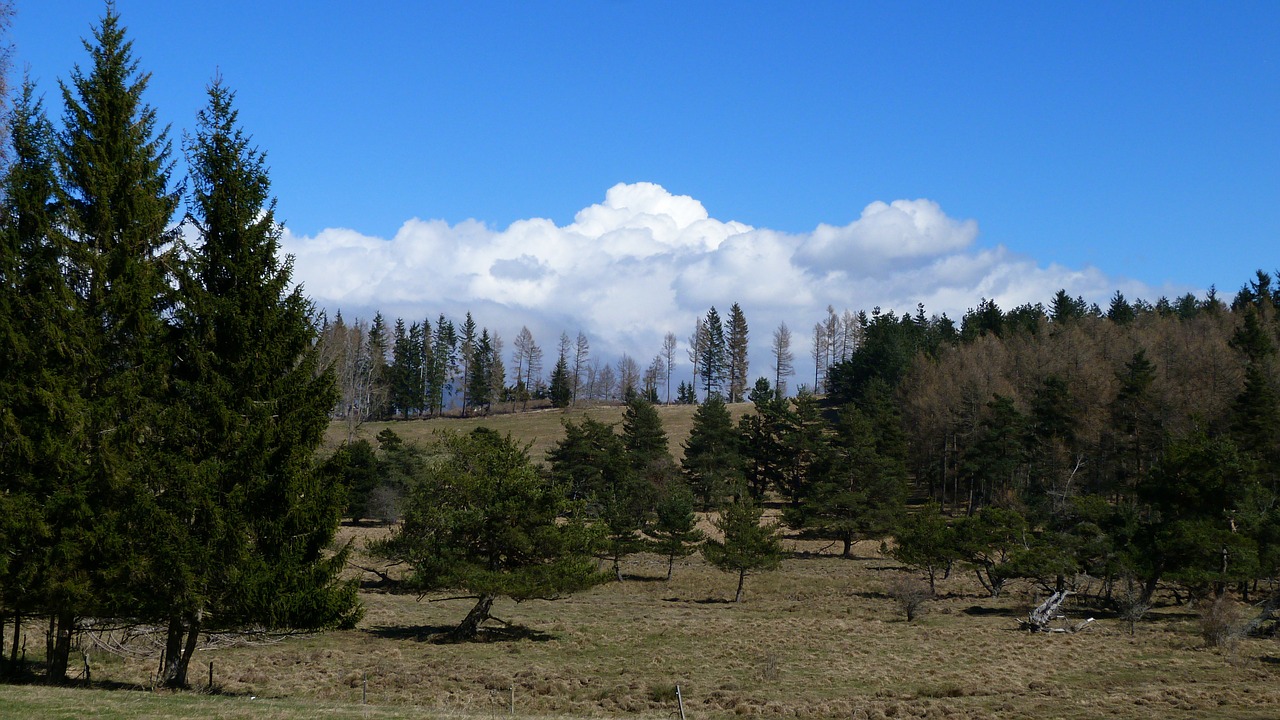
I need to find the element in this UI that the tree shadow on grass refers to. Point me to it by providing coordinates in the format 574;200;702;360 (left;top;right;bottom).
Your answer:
618;573;669;583
365;624;555;644
963;605;1013;617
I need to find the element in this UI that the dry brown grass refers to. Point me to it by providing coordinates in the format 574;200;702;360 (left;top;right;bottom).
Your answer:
8;411;1280;718
9;530;1280;720
321;401;753;463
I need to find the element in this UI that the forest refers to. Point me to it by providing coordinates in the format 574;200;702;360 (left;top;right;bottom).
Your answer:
3;4;1280;715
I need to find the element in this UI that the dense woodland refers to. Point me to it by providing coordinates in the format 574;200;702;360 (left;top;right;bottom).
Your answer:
4;1;1280;697
0;7;359;688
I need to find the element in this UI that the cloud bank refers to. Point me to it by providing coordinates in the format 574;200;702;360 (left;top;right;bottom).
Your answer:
281;182;1178;385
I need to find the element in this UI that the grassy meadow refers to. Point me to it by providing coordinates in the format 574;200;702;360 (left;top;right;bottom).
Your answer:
5;407;1280;719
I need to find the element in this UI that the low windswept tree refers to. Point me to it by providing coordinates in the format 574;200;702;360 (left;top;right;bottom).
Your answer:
375;428;607;640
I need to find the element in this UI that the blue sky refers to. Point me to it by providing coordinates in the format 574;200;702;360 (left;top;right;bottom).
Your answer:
12;1;1279;383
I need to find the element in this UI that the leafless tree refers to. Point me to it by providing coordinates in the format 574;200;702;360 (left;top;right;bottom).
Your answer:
661;331;678;404
772;322;794;399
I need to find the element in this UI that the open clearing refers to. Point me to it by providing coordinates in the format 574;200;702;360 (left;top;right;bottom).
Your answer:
5;527;1280;720
7;413;1280;719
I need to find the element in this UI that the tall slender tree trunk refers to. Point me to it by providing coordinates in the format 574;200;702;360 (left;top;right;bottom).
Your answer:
451;594;495;641
9;613;19;667
46;612;74;683
734;570;746;603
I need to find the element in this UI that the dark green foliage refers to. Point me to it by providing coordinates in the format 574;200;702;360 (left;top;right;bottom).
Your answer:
47;5;181;680
467;329;495;413
321;440;379;519
888;505;958;594
1135;432;1266;594
1107;291;1136;325
0;79;86;664
702;497;784;602
726;303;749;403
375;429;607;639
699;307;727;399
682;394;743;509
784;403;908;557
738;378;790;499
161;78;360;685
388;318;422;417
959;395;1028;511
826;308;931;404
1049;289;1089;324
549;355;573;408
776;390;830;506
649;483;704;580
953;507;1029;598
676;380;698;404
1106;350;1164;498
621;395;671;473
547;416;655;579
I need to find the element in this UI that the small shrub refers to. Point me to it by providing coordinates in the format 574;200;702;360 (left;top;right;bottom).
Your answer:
1197;596;1248;649
1114;574;1150;636
757;651;780;682
367;485;404;524
888;574;933;622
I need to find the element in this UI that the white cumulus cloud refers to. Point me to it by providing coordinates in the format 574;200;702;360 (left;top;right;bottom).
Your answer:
281;182;1187;389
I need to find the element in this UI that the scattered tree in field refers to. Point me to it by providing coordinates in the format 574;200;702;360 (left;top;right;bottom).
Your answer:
649;483;704;580
702;498;784;602
889;504;958;594
726;303;750;402
887;574;933;622
548;354;572;408
375;429;607;640
699;307;727;400
682;394;743;509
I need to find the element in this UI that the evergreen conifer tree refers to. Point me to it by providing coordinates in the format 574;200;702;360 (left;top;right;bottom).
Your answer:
682;394;743;509
162;78;360;686
52;5;181;680
549;355;573;408
649;483;704;580
0;79;87;676
702;497;783;602
376;429;607;639
726;303;750;402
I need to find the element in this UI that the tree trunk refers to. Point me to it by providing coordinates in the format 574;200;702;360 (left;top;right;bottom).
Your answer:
46;612;74;683
451;594;495;640
734;570;746;603
666;555;675;582
177;618;201;688
841;536;853;558
9;613;19;667
162;616;185;687
162;614;203;688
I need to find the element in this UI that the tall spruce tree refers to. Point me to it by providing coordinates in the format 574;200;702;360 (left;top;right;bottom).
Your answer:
0;79;87;677
726;303;750;403
682;394;743;509
165;78;360;686
699;307;727;400
52;5;181;681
